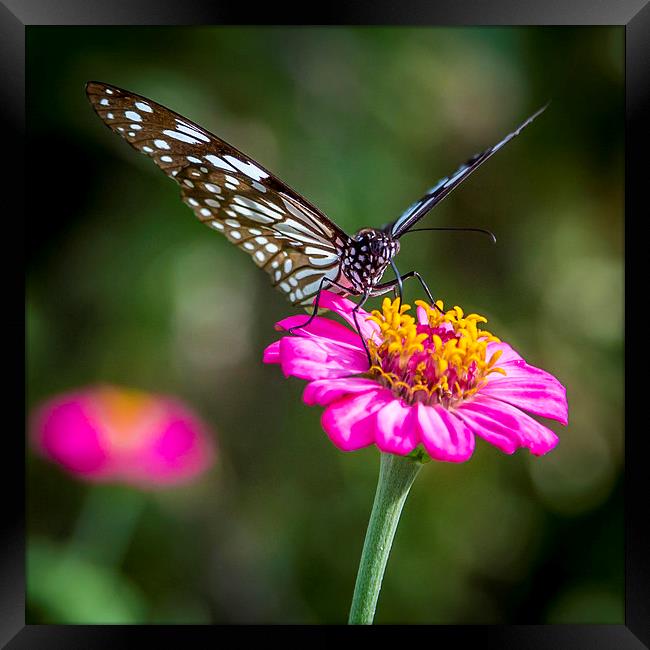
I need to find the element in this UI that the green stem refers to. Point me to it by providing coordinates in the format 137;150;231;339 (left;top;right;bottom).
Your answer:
68;485;146;568
348;451;423;624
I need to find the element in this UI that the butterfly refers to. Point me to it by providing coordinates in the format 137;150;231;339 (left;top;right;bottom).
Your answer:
86;81;546;351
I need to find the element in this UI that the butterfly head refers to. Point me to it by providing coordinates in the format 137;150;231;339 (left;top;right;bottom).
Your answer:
341;228;400;292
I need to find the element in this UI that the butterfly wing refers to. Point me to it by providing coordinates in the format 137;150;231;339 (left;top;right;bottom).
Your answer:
86;81;350;306
388;104;548;238
175;164;346;306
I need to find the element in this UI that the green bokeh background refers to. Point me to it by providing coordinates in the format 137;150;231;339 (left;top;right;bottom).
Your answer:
26;26;624;624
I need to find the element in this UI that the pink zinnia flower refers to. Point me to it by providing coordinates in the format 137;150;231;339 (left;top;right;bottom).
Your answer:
264;291;567;461
30;385;216;487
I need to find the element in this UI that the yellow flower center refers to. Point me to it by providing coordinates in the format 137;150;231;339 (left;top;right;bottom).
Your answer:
91;387;165;450
366;298;506;407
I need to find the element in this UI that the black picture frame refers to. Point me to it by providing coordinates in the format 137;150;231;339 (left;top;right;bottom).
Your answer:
7;0;648;645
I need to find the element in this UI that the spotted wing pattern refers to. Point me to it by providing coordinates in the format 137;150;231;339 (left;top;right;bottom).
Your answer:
86;81;350;306
175;165;347;305
388;104;548;238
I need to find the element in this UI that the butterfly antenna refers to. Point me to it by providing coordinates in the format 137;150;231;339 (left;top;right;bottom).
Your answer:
401;226;497;244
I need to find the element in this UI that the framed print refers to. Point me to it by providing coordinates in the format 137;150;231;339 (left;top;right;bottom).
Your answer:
5;0;649;645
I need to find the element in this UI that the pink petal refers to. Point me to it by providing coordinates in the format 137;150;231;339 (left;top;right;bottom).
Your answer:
127;409;215;486
303;377;381;406
278;336;368;380
274;314;365;351
483;343;568;424
454;395;559;456
321;389;390;451
317;291;380;343
32;398;111;477
262;340;281;364
374;399;419;455
481;374;568;425
488;358;565;388
486;341;525;365
414;403;475;462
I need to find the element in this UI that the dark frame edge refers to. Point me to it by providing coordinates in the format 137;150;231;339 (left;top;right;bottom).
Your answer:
0;0;25;647
2;0;650;25
625;2;650;647
4;624;650;648
8;0;649;646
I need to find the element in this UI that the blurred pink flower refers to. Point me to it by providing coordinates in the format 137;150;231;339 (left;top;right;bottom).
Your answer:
264;291;567;461
30;386;216;487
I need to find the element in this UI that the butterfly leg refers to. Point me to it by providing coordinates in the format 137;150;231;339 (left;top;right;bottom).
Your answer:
371;271;441;312
286;277;351;334
286;278;373;366
351;292;373;366
389;259;405;305
400;270;435;306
